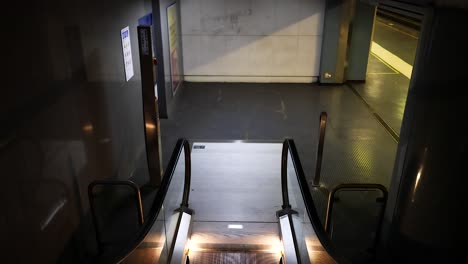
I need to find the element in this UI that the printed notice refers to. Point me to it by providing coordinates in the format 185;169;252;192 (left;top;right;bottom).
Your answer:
121;26;134;81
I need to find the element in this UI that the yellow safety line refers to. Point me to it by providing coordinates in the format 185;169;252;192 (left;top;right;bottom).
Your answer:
376;20;419;40
367;72;399;75
370;52;400;74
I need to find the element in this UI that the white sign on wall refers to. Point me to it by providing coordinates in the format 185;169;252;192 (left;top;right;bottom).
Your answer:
121;26;134;81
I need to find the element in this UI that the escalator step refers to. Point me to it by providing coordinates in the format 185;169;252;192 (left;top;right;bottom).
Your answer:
188;251;280;264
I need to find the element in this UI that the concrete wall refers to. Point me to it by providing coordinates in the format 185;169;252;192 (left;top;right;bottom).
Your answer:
2;0;152;262
180;0;325;83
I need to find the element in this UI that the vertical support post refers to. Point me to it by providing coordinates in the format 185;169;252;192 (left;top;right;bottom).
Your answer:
138;26;163;187
345;1;376;81
151;1;168;118
319;0;354;83
313;112;327;187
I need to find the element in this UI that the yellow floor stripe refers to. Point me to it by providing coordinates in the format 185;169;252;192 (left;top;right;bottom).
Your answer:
370;52;400;74
367;72;399;75
371;42;413;79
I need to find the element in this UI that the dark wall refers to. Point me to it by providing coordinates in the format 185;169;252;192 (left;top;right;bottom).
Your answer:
382;5;468;262
2;0;152;262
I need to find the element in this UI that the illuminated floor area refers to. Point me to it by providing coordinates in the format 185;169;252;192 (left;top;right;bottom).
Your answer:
350;53;410;137
349;14;419;137
188;142;282;252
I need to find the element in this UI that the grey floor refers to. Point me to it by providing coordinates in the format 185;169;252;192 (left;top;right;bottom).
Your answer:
160;82;398;220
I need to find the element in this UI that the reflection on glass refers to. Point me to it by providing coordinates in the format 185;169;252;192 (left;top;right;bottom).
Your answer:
329;190;382;258
161;150;186;262
287;151;336;264
122;147;187;263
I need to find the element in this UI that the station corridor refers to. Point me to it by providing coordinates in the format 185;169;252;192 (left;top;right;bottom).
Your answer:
3;1;467;263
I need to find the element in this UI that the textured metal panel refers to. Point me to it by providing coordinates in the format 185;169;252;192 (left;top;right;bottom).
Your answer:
189;142;283;223
189;252;279;264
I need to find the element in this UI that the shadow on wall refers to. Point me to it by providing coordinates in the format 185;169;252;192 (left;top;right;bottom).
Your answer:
2;0;152;262
180;0;333;81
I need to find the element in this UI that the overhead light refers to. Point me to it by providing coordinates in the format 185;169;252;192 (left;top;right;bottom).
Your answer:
228;224;243;229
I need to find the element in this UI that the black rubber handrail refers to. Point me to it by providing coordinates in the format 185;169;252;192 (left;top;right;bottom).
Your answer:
101;138;191;263
281;139;348;264
88;180;144;253
281;140;291;209
181;140;191;208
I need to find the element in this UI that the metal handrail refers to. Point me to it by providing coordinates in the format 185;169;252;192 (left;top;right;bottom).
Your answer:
281;139;347;263
312;112;327;186
88;180;144;253
324;183;388;248
103;138;191;263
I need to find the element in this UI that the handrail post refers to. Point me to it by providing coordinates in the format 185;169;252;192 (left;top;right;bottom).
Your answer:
313;112;327;187
88;180;145;253
88;183;103;253
324;183;388;249
105;138;193;263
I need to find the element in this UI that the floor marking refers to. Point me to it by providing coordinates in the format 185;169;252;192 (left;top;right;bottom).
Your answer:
275;100;287;120
367;72;399;75
369;52;400;74
376;19;419;40
347;84;400;143
371;42;413;79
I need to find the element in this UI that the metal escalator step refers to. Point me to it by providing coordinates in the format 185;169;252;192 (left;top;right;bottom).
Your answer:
188;251;280;264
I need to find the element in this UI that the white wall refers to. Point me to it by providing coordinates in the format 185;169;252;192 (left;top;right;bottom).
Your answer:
180;0;325;83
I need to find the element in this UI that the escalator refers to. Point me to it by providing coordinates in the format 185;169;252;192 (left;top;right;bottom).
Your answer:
93;138;381;263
